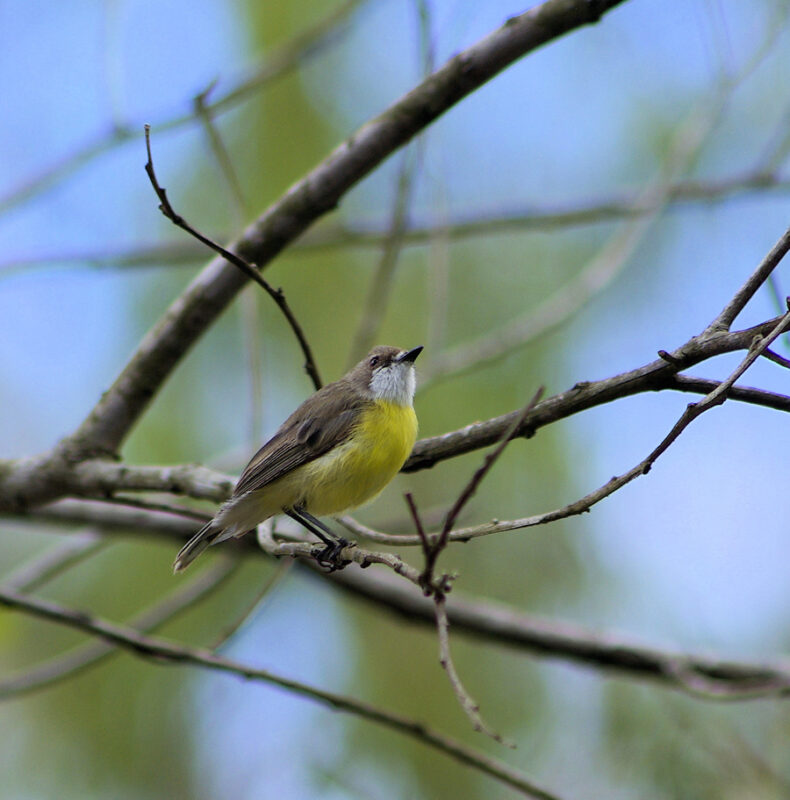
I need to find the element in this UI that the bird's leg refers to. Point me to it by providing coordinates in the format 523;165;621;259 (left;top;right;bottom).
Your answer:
285;507;351;571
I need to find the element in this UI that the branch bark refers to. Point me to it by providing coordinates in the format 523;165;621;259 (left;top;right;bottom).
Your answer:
0;585;561;800
63;0;627;459
8;500;790;701
1;315;786;512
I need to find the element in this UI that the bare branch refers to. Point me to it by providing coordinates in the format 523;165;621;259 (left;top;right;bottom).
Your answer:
328;566;790;700
0;586;561;800
143;126;323;390
6;170;790;278
60;0;626;458
434;597;513;747
404;315;787;473
427;311;790;542
13;500;790;700
257;527;451;598
705;225;790;333
3;314;788;514
442;388;545;537
0;556;238;699
760;347;790;369
0;0;367;216
2;530;105;593
666;374;790;411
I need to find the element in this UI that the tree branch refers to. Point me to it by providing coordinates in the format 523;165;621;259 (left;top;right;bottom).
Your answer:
405;315;787;472
2;315;788;513
144;125;323;390
0;586;561;800
6;169;789;277
0;555;239;699
705;226;790;333
0;0;368;216
60;0;627;459
12;500;790;700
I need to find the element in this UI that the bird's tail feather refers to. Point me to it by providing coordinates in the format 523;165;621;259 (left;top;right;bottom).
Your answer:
173;522;223;573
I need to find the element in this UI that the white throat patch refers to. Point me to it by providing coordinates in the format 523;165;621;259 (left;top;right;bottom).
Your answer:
369;361;416;406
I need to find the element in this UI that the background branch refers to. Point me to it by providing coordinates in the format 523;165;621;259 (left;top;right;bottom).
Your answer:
0;585;561;800
9;500;790;701
0;0;367;216
58;0;626;460
5;168;790;277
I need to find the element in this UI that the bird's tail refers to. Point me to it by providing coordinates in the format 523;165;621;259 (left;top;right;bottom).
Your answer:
173;522;224;573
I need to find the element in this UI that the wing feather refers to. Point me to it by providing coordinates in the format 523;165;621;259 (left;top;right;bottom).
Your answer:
233;380;369;496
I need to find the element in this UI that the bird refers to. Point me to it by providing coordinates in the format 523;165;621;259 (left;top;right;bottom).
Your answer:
173;344;422;572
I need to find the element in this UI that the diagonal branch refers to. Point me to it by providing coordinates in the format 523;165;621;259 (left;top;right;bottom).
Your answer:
63;0;627;459
144;126;322;390
0;586;561;800
14;499;790;700
0;555;239;699
705;226;790;334
0;0;367;216
404;314;788;474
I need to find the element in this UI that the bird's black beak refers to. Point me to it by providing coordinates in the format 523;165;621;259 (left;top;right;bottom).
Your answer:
397;345;423;363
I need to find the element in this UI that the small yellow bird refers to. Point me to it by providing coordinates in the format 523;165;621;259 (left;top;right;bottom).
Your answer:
174;345;422;572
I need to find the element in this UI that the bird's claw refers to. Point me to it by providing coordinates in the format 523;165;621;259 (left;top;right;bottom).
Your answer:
313;538;353;572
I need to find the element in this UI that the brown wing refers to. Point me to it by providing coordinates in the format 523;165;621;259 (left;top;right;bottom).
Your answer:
233;379;370;497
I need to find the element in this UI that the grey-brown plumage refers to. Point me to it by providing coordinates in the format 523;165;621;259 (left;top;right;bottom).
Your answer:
173;345;421;572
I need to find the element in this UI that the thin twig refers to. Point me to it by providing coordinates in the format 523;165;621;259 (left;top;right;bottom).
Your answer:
442;387;545;539
434;596;514;747
14;499;790;701
0;0;367;216
404;492;429;550
705;225;790;333
258;531;450;598
2;530;105;593
0;586;561;799
0;556;239;699
761;347;790;369
209;560;294;651
417;388;545;591
643;308;790;467
143;126;322;390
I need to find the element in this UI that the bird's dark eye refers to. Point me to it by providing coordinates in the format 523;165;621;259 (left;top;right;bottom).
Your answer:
369;355;380;368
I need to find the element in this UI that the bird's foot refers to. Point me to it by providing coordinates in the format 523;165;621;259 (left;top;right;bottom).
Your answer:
313;538;353;572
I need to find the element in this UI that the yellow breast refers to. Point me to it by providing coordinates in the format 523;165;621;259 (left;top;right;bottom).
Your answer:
301;399;418;516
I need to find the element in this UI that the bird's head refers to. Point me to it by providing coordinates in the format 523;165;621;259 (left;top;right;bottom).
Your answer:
351;345;423;406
